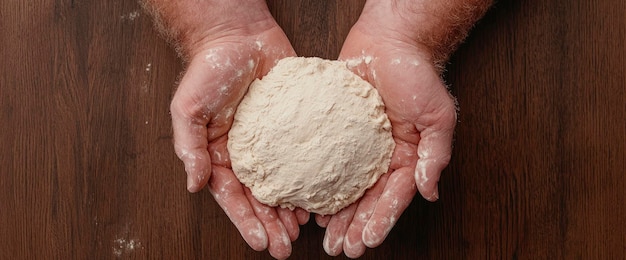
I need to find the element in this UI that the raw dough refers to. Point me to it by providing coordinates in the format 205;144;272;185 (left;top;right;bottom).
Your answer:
227;57;395;215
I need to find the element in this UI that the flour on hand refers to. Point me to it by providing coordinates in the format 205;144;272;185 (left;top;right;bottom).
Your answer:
227;57;395;215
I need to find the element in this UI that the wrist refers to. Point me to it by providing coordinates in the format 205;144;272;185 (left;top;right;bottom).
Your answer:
184;2;277;57
143;0;277;59
355;0;492;66
354;1;438;62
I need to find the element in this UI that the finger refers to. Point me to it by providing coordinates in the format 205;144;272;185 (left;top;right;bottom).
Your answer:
276;207;300;241
171;101;211;192
208;166;268;251
207;135;231;168
170;60;214;192
343;171;390;258
295;208;310;225
315;214;330;228
415;105;456;201
389;138;419;170
322;203;357;256
340;55;372;80
363;167;416;248
253;32;297;75
244;188;292;260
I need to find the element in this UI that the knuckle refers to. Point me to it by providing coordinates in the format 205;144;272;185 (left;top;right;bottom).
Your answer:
438;97;458;128
170;95;207;122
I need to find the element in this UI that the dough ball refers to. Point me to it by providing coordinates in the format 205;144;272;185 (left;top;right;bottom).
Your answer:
227;57;395;215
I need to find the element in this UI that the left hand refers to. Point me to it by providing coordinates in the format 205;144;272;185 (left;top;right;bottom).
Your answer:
316;21;458;258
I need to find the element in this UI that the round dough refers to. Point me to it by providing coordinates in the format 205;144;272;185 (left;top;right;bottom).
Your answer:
227;57;395;215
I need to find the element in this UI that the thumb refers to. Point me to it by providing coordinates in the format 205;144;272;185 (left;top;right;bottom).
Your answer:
414;106;456;201
170;58;215;192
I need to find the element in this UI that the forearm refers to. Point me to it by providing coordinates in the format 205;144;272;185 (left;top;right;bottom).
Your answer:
357;0;493;66
141;0;275;58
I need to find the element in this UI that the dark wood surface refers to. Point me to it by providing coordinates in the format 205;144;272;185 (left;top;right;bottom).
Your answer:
1;0;624;259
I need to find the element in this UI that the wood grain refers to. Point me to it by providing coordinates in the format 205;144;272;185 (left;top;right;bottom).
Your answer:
1;0;624;259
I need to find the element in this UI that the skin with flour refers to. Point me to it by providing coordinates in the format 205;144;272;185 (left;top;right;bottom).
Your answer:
141;1;305;259
142;0;493;259
316;0;493;257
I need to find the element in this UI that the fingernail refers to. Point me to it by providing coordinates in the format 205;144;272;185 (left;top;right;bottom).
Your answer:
323;235;343;256
362;224;379;247
246;222;269;251
428;186;439;201
187;177;199;193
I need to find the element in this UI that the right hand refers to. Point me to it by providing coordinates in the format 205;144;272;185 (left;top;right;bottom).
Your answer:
168;7;309;259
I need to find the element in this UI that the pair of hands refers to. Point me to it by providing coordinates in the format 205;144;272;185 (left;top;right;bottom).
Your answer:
169;6;457;260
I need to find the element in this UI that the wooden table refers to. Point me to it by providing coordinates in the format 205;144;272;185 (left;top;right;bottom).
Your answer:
2;1;624;259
